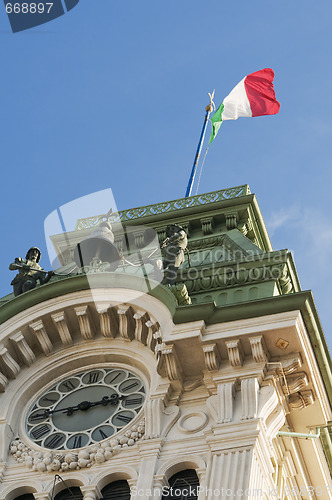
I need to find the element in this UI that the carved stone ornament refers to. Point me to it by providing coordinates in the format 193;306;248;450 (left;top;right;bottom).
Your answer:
225;212;238;230
169;283;192;305
79;257;113;274
157;343;182;381
225;339;244;367
203;343;221;371
249;335;269;363
287;391;314;410
201;217;215;235
283;372;309;394
10;419;145;473
177;412;208;433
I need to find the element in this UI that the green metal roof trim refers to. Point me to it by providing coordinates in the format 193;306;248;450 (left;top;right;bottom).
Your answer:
0;274;177;325
75;184;251;229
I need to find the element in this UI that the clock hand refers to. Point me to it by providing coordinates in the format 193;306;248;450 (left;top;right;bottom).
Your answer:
66;394;126;415
32;394;127;418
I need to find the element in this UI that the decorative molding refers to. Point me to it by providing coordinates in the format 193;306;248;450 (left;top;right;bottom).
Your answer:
283;372;308;394
75;186;250;229
158;344;182;381
225;339;244;367
96;305;118;338
29;319;53;355
187;234;225;251
202;343;221;371
145;319;158;352
183;377;203;392
0;371;8;392
134;311;149;345
51;311;73;346
10;419;145;472
265;407;285;441
249;335;269;363
241;378;259;420
169;283;192;305
156;228;167;243
275;338;289;350
177;411;208;433
279;354;302;375
258;385;279;422
133;230;145;249
74;305;95;340
144;398;181;439
217;381;235;423
278;264;293;294
10;331;35;366
206;450;254;494
201;217;215;235
81;486;101;500
160;404;181;438
0;346;20;379
287;391;314;410
225;212;238;230
117;305;135;340
144;398;164;439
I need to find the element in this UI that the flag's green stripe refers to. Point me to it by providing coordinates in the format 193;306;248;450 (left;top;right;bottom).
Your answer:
208;102;224;145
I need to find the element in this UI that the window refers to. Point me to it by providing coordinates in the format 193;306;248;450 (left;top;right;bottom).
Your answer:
14;496;35;500
54;488;83;500
101;480;130;500
162;469;199;500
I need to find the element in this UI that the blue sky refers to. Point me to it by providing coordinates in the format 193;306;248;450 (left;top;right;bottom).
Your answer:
1;1;332;350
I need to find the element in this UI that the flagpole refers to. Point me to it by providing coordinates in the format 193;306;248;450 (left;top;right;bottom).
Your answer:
185;91;215;198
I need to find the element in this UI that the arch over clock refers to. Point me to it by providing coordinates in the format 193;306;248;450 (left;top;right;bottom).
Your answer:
0;283;175;392
25;366;146;451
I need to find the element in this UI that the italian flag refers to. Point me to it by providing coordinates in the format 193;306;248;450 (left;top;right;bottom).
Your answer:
209;68;280;144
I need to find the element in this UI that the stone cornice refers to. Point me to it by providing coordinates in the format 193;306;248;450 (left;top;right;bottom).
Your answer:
75;185;251;228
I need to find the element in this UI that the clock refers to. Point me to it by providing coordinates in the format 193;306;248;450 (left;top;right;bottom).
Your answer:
25;367;146;451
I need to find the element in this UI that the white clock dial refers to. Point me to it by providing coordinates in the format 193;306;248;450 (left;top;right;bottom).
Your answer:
25;367;146;451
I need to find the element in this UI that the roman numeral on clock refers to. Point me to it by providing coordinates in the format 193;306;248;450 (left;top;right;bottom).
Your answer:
124;397;143;406
45;434;64;449
107;372;121;384
122;381;139;392
116;414;133;424
29;412;47;422
62;380;75;391
72;435;82;448
42;396;57;403
31;425;50;440
99;429;108;439
88;372;100;384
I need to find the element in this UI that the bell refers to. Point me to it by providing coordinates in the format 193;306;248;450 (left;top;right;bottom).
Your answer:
73;221;120;271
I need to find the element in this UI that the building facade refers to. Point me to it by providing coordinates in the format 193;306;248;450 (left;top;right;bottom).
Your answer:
0;185;332;500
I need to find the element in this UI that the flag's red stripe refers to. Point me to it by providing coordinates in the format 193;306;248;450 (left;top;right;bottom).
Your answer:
244;68;280;117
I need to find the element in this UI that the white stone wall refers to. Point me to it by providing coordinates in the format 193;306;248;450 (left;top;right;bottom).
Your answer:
0;289;331;500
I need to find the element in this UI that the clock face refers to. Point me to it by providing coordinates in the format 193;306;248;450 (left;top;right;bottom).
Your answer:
25;367;146;451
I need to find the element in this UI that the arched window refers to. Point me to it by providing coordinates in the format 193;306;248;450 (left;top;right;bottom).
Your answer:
162;469;199;500
54;488;83;500
14;495;35;500
101;480;130;500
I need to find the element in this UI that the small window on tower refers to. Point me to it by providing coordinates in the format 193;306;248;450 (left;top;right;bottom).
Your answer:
54;487;83;500
101;480;130;500
162;469;199;500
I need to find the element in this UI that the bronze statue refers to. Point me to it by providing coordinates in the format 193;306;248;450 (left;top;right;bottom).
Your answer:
9;247;54;296
162;225;188;285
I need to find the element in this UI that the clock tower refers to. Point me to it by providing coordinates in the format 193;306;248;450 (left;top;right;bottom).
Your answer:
0;185;332;500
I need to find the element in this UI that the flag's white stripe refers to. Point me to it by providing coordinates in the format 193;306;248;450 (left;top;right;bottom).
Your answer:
222;77;252;120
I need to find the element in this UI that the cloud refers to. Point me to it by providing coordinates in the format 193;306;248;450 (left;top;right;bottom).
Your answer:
266;206;301;236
